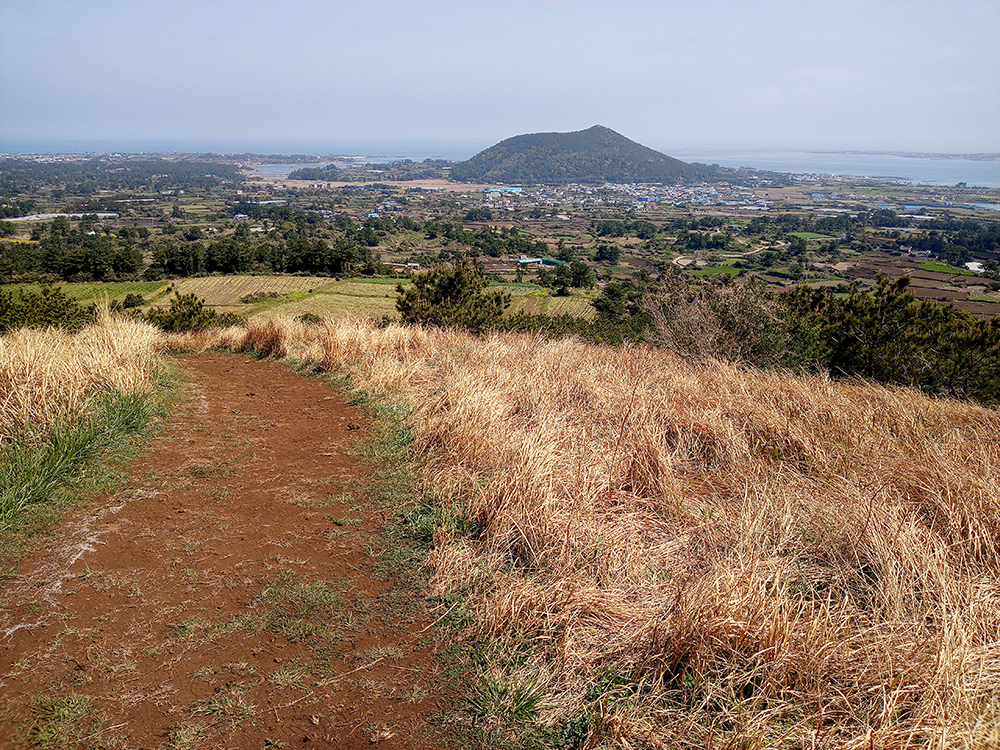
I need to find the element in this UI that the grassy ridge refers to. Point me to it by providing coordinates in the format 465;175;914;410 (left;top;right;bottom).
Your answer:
164;316;1000;749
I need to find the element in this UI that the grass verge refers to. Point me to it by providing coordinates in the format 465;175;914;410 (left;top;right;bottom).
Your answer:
0;372;171;570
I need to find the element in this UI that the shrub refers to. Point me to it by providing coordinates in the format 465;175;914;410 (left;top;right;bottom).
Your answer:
145;292;244;332
396;257;511;334
0;285;91;333
646;273;814;368
784;275;1000;403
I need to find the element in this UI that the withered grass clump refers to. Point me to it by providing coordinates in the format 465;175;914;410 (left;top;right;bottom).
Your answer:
164;317;1000;749
0;307;161;443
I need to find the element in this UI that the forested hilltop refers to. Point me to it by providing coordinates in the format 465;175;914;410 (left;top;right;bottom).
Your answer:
449;125;711;184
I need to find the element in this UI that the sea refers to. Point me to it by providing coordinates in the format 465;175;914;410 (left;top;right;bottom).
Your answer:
671;149;1000;189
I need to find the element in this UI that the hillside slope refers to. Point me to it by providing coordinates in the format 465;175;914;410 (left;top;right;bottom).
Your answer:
166;316;1000;750
449;124;708;184
0;350;447;749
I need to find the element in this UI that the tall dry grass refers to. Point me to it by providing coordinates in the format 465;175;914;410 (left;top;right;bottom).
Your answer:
1;307;161;443
164;316;1000;749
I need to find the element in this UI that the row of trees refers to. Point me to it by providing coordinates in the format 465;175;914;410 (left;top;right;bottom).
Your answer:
0;158;243;197
396;260;1000;405
151;236;383;277
0;233;143;282
5;253;997;405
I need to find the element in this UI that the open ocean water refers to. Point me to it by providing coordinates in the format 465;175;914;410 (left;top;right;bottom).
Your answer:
670;149;1000;189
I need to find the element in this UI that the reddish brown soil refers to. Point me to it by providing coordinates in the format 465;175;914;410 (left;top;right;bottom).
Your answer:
0;353;458;749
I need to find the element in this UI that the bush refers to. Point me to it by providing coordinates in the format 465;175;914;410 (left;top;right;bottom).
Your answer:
396;257;511;334
0;285;92;333
646;273;813;368
145;292;244;332
238;291;280;304
784;275;1000;403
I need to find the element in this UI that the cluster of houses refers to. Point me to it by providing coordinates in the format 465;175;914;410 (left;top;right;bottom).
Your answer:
471;181;773;214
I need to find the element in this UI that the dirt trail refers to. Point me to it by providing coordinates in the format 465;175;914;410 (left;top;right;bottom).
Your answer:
0;353;453;749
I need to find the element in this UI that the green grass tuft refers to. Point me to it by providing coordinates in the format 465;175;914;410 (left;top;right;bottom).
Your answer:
0;388;163;535
19;693;102;750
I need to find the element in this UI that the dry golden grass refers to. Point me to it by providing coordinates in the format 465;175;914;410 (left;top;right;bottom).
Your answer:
0;308;161;442
162;317;1000;749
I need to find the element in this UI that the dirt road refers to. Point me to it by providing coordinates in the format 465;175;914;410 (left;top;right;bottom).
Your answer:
0;353;452;749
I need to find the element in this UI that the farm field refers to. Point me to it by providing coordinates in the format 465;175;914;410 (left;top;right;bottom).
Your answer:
6;280;171;304
919;260;976;275
687;264;741;276
160;275;597;320
3;274;599;321
843;252;1000;315
165;275;340;307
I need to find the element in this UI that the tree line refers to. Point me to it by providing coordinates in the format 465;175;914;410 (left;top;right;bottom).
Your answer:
0;158;243;198
396;261;1000;405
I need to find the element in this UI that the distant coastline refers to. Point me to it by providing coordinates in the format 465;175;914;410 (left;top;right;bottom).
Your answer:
815;150;1000;162
671;148;1000;188
4;143;1000;188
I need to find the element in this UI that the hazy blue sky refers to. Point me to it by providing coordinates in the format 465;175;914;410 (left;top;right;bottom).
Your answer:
1;0;997;156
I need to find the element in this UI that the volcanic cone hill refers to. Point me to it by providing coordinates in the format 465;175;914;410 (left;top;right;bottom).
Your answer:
449;125;709;185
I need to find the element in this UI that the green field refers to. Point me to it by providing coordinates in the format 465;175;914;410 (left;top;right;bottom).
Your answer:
790;231;834;239
919;261;975;276
685;265;741;277
7;280;170;303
